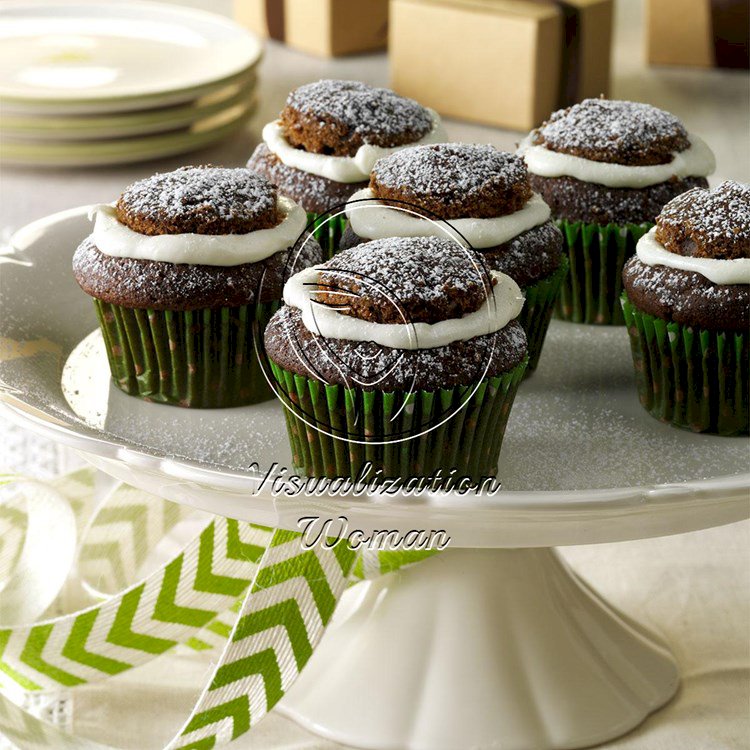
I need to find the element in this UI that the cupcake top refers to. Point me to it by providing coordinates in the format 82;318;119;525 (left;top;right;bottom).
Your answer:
115;166;280;235
342;144;562;287
264;236;527;390
255;80;445;186
346;144;552;250
73;166;319;310
281;79;434;157
623;181;750;330
86;166;307;268
315;236;494;324
518;98;715;190
655;180;750;260
369;143;532;219
531;99;690;166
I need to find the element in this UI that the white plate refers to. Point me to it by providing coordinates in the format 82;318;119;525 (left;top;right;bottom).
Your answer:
0;76;257;140
0;1;263;102
0;208;748;546
0;95;257;166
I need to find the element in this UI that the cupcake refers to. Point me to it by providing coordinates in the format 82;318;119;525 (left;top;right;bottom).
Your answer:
73;166;321;408
518;98;716;325
247;79;445;257
621;181;749;435
264;236;528;485
340;143;565;372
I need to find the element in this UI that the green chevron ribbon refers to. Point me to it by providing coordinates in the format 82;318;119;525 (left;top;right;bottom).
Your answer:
0;468;435;749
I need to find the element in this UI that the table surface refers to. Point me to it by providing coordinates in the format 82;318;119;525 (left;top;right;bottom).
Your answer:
1;0;748;748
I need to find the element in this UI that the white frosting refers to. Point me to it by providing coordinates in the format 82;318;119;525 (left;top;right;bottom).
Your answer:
517;133;716;189
636;227;750;285
283;265;524;349
90;197;307;266
261;109;446;184
345;189;551;249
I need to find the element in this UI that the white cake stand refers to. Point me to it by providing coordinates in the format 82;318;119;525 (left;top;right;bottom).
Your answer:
1;207;749;749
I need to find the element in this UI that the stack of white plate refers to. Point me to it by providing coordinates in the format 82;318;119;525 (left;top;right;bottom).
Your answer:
0;1;263;167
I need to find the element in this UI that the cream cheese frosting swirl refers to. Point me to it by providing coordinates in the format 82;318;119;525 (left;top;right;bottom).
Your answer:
283;265;524;349
636;227;750;285
262;109;446;184
517;133;715;189
90;196;307;266
345;189;551;249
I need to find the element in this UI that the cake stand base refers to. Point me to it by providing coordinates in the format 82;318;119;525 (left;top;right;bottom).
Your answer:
278;548;679;750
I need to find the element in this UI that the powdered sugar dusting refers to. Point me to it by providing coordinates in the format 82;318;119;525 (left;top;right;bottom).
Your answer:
534;99;690;166
285;80;432;143
372;143;528;200
657;180;750;257
321;236;492;309
118;166;278;232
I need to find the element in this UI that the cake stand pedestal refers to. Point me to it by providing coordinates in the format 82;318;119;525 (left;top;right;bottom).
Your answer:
278;547;678;750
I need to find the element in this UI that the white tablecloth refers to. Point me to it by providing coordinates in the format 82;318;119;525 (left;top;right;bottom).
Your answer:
1;0;748;747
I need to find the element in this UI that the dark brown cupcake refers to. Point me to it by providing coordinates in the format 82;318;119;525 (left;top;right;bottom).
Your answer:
518;98;715;324
264;236;528;483
73;166;321;408
247;79;440;220
623;181;749;331
524;99;711;225
341;143;564;371
621;180;749;435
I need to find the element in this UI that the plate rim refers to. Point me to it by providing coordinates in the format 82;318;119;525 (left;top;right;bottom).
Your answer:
0;90;258;144
1;397;748;515
1;206;749;513
0;65;261;115
0;0;264;102
0;98;257;166
0;75;258;135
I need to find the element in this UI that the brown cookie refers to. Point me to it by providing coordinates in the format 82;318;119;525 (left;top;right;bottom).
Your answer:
655;180;750;260
369;144;532;219
530;99;691;166
280;80;433;157
622;255;748;331
72;237;322;311
316;237;494;325
264;304;527;391
247;143;367;214
115;166;280;236
529;173;709;226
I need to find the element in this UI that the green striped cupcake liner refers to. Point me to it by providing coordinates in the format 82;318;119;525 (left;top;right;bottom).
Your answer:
94;300;280;408
269;359;527;486
621;295;749;436
307;211;348;259
556;220;652;325
519;257;568;374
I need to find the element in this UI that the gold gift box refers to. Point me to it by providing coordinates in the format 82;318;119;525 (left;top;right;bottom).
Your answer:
234;0;389;57
390;0;613;131
646;0;749;69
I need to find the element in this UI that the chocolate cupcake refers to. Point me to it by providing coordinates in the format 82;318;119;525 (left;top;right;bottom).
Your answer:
73;166;321;408
247;79;445;257
621;181;749;435
518;98;715;325
340;143;564;372
264;236;528;485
